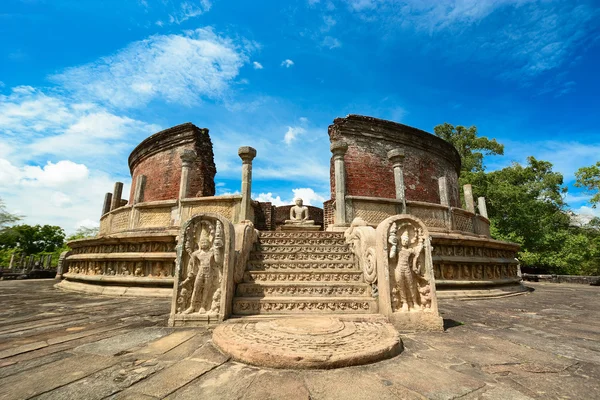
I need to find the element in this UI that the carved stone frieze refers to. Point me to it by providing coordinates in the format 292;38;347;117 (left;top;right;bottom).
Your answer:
237;284;369;297
69;241;176;255
244;271;363;282
233;300;374;314
247;262;355;270
250;253;353;261
66;260;174;277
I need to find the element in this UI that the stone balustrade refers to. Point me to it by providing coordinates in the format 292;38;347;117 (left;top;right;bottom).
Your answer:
99;195;245;236
342;196;491;237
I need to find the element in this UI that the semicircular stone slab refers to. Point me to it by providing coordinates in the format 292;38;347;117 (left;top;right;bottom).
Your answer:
212;316;403;369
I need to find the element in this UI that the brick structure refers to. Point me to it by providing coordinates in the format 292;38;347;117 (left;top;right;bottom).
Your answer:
274;205;324;229
328;115;461;207
128;123;216;203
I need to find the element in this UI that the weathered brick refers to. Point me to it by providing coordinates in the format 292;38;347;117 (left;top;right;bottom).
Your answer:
328;115;461;207
128;123;216;202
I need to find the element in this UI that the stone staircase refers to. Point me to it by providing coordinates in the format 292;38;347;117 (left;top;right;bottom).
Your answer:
232;231;377;315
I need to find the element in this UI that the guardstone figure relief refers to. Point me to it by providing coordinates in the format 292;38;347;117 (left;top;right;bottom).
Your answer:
387;222;430;312
178;219;224;315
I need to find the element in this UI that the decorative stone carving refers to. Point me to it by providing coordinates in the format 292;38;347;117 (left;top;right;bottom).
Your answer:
169;213;236;326
375;215;443;331
344;217;378;297
234;220;258;284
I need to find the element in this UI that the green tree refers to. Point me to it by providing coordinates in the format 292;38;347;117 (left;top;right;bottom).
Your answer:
0;224;66;254
0;198;20;232
575;161;600;207
434;123;504;189
67;226;99;241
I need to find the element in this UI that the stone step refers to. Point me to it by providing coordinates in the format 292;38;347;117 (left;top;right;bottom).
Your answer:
232;297;377;315
247;260;357;271
253;244;351;253
250;252;354;262
236;282;372;297
243;271;364;283
256;237;348;246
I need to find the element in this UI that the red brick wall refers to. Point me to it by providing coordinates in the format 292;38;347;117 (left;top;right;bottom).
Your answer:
323;200;334;230
128;123;216;203
328;115;461;207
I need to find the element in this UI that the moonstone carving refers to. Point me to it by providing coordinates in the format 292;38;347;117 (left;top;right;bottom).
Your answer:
169;213;236;326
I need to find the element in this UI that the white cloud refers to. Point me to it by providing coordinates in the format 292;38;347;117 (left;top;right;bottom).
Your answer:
51;192;72;207
570;205;600;226
52;28;251;108
255;192;286;206
283;126;306;145
253;61;264;69
254;188;327;207
322;36;342;49
0;158;120;233
76;219;100;229
292;188;326;205
281;59;294;68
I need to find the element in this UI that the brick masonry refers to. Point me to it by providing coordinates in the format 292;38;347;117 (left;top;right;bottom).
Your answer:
328;115;462;207
128;123;216;203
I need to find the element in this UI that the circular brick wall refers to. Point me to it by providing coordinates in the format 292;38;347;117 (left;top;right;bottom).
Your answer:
328;115;461;207
128;123;216;203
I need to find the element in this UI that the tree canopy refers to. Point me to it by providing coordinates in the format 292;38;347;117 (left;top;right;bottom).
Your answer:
435;123;599;276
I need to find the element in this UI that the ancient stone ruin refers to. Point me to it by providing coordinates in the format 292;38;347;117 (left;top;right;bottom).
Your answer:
56;115;524;368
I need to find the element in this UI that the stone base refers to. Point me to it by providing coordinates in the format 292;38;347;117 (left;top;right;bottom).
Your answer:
388;311;444;332
326;224;350;232
212;316;402;369
437;283;530;300
280;224;321;231
55;279;172;297
169;313;221;327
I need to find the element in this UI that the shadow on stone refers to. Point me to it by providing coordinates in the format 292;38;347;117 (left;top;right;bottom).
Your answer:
443;319;464;330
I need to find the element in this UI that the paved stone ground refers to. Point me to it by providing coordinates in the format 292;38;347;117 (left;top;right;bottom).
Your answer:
0;280;598;400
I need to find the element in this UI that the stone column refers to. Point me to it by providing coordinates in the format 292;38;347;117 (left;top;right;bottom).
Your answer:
18;254;25;269
463;184;475;213
478;197;489;219
179;150;197;200
331;141;349;226
45;254;52;269
238;146;257;221
387;148;406;214
102;193;112;215
438;176;450;207
133;174;147;204
110;182;123;211
9;253;15;271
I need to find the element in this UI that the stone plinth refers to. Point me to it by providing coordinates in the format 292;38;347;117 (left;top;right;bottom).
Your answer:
280;224;321;231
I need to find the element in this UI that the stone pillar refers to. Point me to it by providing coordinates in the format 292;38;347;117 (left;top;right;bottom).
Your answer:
179;150;197;200
133;174;147;204
102;193;112;215
331;141;349;226
478;197;488;219
9;253;15;271
45;254;52;269
438;176;450;207
28;255;35;270
387;148;406;214
463;184;475;213
18;254;24;269
238;146;257;221
110;182;123;211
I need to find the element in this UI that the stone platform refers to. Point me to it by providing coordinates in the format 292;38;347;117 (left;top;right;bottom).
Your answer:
1;280;599;399
212;316;402;369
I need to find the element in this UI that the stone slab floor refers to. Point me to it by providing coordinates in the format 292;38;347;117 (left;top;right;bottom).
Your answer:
0;280;598;400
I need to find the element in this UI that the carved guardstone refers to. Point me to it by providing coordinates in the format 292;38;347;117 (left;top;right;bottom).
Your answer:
282;198;320;231
169;213;236;326
375;215;443;331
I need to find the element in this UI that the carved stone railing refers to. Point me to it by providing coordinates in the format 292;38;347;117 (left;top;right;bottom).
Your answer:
98;195;244;236
343;196;490;238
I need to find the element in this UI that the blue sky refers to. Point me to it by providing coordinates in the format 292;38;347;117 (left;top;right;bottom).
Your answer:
1;0;599;232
